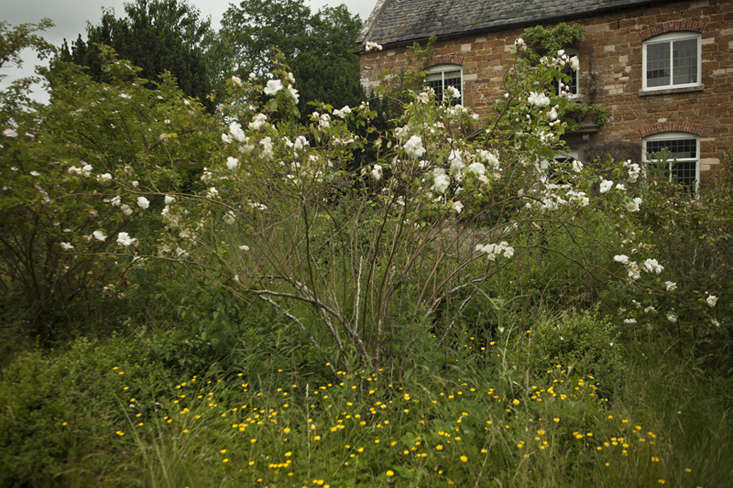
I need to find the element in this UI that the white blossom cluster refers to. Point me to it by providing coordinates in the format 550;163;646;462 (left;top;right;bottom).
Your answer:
365;41;383;52
68;162;94;177
333;105;352;119
624;159;642;183
527;91;550;107
403;135;426;159
613;254;663;280
475;241;515;261
263;76;299;102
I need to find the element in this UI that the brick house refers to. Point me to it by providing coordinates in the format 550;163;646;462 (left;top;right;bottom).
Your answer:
358;0;733;190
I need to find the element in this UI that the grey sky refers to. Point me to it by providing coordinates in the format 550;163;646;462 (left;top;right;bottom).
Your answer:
1;0;377;101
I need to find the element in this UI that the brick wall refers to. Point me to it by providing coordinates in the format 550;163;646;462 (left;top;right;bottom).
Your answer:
360;0;733;179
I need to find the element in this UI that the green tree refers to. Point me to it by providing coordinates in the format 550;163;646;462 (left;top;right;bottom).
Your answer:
58;0;222;109
0;18;55;116
1;46;218;344
220;0;363;110
0;18;54;72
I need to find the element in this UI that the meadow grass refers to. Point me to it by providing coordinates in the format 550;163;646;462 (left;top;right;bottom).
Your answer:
64;314;726;487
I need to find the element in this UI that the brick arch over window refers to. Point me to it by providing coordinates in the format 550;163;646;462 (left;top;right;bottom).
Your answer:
427;55;464;68
639;21;703;41
640;121;701;139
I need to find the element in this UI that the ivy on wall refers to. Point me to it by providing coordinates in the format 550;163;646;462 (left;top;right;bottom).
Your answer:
520;23;608;132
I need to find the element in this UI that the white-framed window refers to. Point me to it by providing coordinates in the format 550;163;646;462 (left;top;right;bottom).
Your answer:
642;32;701;91
426;65;463;105
643;132;699;194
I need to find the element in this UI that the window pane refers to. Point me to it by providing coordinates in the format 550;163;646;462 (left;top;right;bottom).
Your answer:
645;160;669;180
646;42;670;87
646;138;696;159
426;69;461;104
426;78;443;101
671;161;697;193
558;67;578;95
567;67;578;94
673;38;697;85
444;72;461;105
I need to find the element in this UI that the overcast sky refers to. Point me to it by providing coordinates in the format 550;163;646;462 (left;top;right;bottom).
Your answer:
0;0;377;101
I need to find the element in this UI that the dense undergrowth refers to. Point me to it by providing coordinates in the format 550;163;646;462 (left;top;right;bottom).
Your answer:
1;306;731;487
2;21;731;488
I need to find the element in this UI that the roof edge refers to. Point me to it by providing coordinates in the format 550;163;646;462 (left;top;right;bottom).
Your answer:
357;0;393;44
363;0;674;50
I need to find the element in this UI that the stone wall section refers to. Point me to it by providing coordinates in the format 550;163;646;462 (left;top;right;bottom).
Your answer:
360;0;733;179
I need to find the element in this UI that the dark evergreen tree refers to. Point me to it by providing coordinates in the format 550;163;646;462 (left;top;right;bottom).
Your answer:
58;0;221;109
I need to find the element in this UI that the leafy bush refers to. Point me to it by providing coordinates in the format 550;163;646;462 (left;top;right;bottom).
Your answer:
0;51;217;345
0;336;175;486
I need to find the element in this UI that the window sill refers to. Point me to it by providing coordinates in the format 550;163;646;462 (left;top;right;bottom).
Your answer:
567;122;600;134
639;85;704;97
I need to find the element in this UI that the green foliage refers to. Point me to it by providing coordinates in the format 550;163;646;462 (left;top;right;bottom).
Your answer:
0;50;218;345
509;310;626;394
58;0;222;110
559;99;608;131
610;152;732;368
0;336;175;486
514;23;607;131
143;280;326;378
220;0;363;110
0;18;54;71
520;23;585;61
0;17;730;488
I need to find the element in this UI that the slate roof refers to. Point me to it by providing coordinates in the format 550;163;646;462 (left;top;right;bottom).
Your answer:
359;0;679;48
